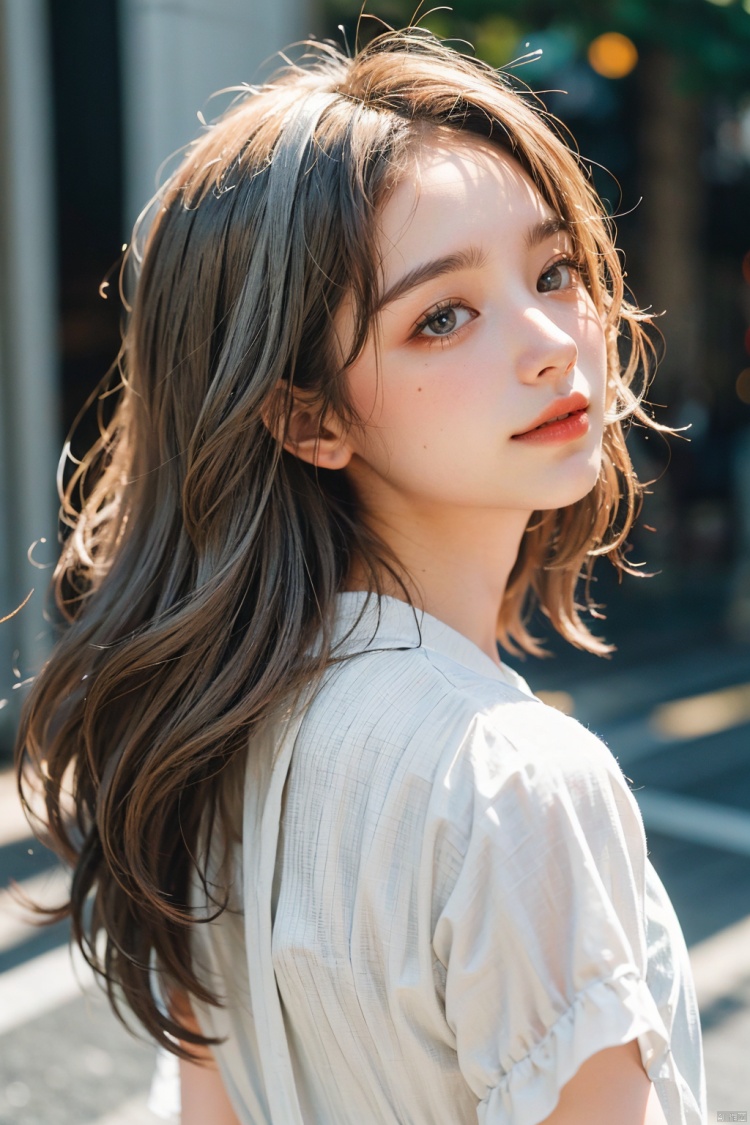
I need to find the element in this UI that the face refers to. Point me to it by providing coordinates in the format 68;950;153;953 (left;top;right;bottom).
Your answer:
334;133;608;526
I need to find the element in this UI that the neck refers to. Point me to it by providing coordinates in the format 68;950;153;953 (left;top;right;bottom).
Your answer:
347;499;530;668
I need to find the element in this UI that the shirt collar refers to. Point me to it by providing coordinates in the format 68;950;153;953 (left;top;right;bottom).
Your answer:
332;591;523;689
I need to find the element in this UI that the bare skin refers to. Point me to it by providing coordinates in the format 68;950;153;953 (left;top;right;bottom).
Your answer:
175;996;241;1125
180;1052;241;1125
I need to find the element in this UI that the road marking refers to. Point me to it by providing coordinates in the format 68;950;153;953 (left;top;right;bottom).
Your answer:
650;681;750;741
689;911;750;1011
636;788;750;857
589;645;750;726
0;767;33;847
0;864;70;953
0;941;95;1034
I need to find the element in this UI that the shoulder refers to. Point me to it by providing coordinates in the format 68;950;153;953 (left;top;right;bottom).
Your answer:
428;702;644;914
306;641;637;834
305;640;538;760
444;688;631;805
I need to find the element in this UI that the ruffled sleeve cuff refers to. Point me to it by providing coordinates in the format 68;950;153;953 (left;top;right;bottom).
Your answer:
477;969;674;1125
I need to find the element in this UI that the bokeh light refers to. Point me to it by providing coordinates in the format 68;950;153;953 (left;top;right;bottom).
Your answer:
736;368;750;403
474;15;521;69
587;32;638;79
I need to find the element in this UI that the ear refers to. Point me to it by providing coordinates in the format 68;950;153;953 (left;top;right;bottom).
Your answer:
262;383;353;471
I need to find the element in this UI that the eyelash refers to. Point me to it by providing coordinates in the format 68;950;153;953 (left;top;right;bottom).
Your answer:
539;255;584;289
411;253;584;347
412;300;474;346
554;255;581;271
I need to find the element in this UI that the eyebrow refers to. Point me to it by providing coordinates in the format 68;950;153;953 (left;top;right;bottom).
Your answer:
376;245;487;313
524;215;571;250
376;216;571;312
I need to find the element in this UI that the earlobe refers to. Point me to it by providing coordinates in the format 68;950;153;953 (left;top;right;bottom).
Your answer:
262;384;353;470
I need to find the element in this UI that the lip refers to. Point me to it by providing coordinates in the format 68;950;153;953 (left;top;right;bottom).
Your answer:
511;392;591;441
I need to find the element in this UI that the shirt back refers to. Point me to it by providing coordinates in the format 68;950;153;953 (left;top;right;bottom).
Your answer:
189;592;706;1125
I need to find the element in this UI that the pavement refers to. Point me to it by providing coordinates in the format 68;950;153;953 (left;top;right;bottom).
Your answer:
0;577;749;1123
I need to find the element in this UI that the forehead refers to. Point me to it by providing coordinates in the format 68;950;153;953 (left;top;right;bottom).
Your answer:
377;133;557;273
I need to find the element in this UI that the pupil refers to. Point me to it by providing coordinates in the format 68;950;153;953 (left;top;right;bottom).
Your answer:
544;268;560;290
432;308;456;334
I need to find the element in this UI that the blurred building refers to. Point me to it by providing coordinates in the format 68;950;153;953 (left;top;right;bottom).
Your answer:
0;0;311;754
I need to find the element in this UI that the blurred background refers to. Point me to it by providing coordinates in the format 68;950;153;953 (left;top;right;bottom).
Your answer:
0;0;748;1121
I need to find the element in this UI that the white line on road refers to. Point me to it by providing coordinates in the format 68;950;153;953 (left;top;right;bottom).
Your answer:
0;941;95;1035
635;787;750;857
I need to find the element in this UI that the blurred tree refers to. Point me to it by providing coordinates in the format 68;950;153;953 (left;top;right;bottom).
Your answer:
326;0;750;92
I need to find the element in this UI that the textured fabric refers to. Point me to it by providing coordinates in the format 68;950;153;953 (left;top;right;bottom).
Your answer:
189;592;706;1124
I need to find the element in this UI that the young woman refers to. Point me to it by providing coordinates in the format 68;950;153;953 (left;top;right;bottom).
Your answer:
16;28;705;1125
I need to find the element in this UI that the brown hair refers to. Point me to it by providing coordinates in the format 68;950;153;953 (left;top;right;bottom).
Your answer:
16;28;661;1053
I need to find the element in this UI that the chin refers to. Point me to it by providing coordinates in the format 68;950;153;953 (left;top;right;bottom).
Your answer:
535;456;602;511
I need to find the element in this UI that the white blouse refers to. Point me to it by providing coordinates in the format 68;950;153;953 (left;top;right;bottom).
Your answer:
188;592;706;1124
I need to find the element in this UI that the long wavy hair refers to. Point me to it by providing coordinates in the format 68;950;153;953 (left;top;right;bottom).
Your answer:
16;28;661;1053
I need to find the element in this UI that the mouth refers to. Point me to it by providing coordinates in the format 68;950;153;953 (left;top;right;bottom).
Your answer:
512;393;591;444
536;409;580;428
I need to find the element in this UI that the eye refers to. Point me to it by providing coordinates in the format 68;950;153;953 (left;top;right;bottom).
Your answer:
537;256;582;294
414;301;475;340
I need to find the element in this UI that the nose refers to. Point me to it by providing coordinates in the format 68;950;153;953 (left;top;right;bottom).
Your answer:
515;307;578;386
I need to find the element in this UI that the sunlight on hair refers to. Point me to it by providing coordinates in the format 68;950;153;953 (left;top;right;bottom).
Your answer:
0;588;34;624
650;681;750;741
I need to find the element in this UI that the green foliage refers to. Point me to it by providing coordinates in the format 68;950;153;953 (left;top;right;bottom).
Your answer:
324;0;750;94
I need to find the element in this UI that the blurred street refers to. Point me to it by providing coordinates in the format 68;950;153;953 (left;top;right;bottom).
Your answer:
1;587;749;1124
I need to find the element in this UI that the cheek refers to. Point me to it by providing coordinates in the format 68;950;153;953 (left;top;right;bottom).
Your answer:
384;360;491;455
576;300;608;397
343;354;418;461
345;347;470;450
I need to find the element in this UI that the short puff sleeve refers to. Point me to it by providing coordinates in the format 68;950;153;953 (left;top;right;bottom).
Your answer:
431;700;672;1125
